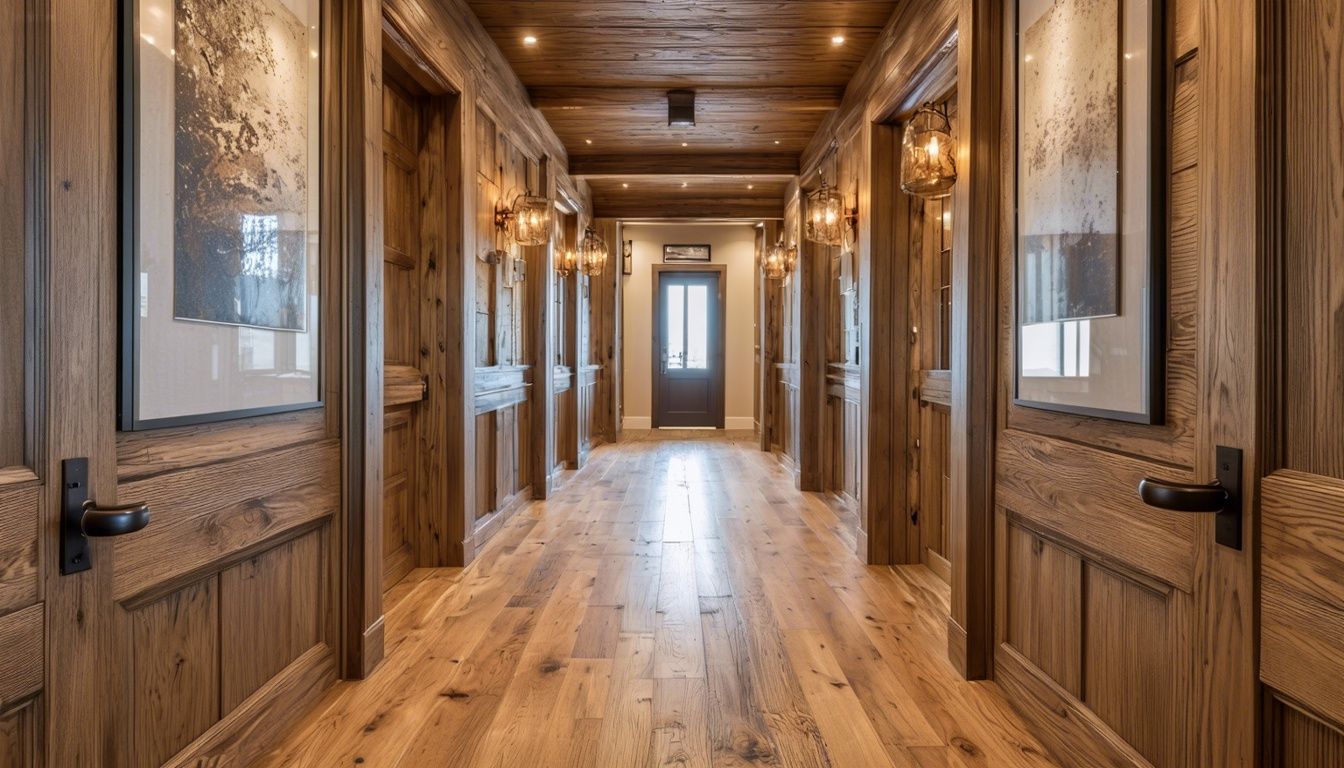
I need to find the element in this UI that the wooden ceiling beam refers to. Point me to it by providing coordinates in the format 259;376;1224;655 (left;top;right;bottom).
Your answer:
570;153;799;177
530;86;844;113
592;200;786;220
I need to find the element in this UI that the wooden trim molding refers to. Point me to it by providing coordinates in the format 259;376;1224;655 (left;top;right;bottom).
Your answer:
947;0;1001;680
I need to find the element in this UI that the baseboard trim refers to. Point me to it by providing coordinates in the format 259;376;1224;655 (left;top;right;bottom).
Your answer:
725;416;755;430
624;416;652;430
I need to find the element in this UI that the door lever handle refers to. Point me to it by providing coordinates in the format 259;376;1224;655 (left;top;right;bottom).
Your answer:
61;457;152;575
1137;478;1229;513
1136;445;1243;550
81;499;151;537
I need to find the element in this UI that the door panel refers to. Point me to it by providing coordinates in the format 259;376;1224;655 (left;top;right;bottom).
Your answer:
654;271;724;428
992;3;1243;765
1261;0;1344;751
0;0;43;760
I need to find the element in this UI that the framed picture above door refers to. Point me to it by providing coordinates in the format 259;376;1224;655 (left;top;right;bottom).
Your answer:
1012;0;1165;424
120;0;324;429
663;243;711;263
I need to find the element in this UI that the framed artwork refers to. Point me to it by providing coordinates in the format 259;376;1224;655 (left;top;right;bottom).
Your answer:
1013;0;1164;424
663;244;711;263
622;240;633;275
121;0;323;429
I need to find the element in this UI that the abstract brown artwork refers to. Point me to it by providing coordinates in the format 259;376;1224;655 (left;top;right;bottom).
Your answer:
173;0;311;331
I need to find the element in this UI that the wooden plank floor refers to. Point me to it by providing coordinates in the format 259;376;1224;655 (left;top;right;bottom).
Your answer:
263;431;1057;767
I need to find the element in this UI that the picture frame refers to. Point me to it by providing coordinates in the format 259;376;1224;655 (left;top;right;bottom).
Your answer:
663;244;712;263
1012;0;1165;424
120;0;323;430
622;240;634;275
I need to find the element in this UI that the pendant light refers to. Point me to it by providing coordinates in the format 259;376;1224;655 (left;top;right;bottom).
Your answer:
900;103;957;199
578;225;609;277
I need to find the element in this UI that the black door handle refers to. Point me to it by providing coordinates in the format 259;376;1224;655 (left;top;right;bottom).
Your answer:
1137;478;1230;513
81;499;151;537
1136;445;1243;550
61;457;152;575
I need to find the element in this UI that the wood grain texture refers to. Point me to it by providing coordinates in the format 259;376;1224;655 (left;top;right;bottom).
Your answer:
467;1;898;158
0;702;35;768
0;486;39;615
0;602;42;711
130;578;220;767
0;0;24;473
263;433;1057;767
114;440;340;603
220;530;326;712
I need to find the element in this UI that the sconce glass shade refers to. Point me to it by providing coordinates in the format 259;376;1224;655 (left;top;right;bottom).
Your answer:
761;241;798;281
805;183;847;246
497;193;552;247
556;246;579;278
579;226;609;277
900;104;957;199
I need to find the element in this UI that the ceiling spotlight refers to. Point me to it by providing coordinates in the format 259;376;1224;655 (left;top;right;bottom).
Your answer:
681;182;688;188
523;35;538;45
774;140;781;145
585;138;593;145
681;142;689;147
748;184;755;190
622;183;629;188
831;34;846;45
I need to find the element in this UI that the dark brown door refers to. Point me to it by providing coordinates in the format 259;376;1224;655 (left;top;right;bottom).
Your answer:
653;269;725;428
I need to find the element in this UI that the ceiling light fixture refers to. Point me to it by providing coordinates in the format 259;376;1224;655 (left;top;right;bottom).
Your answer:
832;34;846;45
585;139;593;145
523;35;538;45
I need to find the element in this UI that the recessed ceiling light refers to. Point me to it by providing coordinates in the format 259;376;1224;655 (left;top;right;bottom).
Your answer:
748;184;755;190
774;140;781;145
523;35;538;45
622;183;629;188
681;142;689;147
832;34;846;45
681;182;688;188
585;139;592;145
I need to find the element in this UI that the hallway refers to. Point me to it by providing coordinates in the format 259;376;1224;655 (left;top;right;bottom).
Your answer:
264;434;1055;767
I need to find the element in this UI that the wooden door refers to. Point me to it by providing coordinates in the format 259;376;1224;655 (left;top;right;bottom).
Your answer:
1259;0;1344;759
382;72;429;591
652;269;725;428
992;3;1256;765
9;0;347;764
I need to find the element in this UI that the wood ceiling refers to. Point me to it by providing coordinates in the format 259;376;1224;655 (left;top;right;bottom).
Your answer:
464;1;901;218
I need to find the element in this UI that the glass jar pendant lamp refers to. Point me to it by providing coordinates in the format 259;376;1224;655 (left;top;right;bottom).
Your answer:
805;181;846;246
578;225;609;277
761;239;797;281
495;191;552;247
900;103;957;199
556;245;579;278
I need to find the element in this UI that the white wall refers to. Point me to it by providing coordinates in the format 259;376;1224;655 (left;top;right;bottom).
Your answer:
622;223;758;430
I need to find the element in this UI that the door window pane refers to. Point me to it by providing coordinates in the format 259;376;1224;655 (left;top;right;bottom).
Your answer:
686;284;708;369
666;284;685;369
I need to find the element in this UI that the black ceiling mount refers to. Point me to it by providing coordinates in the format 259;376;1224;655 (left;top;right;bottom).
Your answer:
668;89;695;127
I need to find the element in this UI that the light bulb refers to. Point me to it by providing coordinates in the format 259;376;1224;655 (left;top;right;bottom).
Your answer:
927;135;940;159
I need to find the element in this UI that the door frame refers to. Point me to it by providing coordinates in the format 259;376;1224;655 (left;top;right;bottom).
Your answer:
650;264;727;429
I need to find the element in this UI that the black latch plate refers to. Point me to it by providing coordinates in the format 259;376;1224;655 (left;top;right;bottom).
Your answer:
1215;446;1243;550
61;457;91;575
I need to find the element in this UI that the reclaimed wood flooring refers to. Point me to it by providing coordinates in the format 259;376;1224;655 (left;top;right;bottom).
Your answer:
263;431;1056;767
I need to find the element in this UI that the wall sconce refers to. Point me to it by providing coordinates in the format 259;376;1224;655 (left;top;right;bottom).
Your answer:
578;226;609;277
495;191;552;247
761;239;798;281
900;103;957;199
556;245;579;278
805;141;857;247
